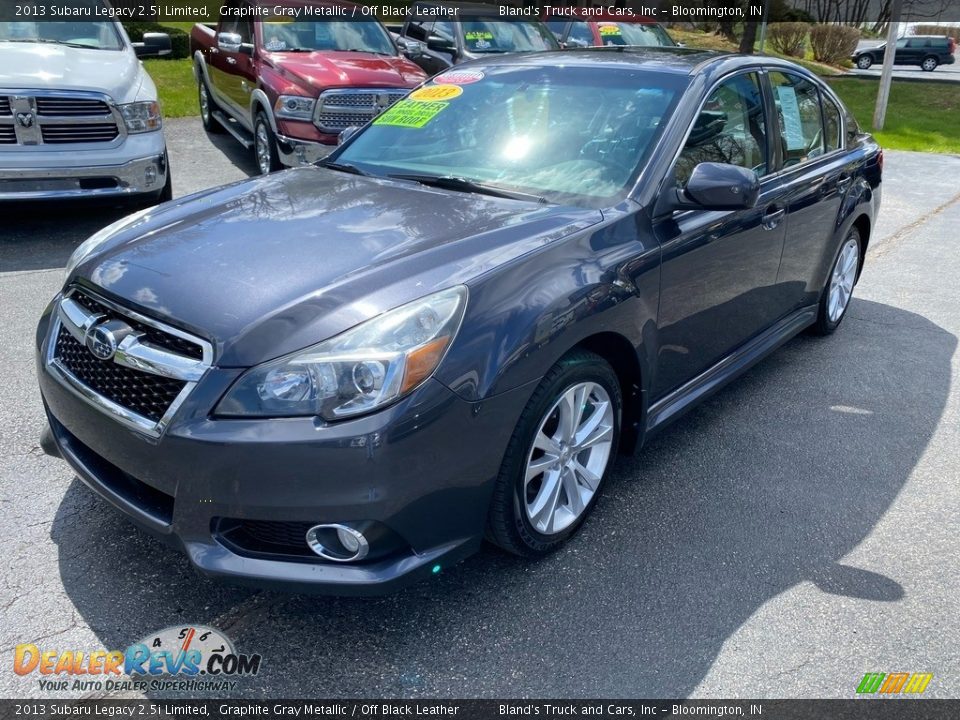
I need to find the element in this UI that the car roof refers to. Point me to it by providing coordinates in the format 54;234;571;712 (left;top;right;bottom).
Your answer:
456;46;822;79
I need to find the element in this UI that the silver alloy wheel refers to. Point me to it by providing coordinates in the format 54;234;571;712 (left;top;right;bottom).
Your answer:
199;83;210;124
523;382;615;535
255;122;272;175
857;56;872;69
922;57;937;71
828;237;859;323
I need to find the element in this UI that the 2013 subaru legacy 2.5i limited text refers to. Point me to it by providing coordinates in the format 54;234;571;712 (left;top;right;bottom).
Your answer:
37;48;882;595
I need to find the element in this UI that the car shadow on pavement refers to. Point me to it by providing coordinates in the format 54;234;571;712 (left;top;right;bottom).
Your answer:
51;297;954;698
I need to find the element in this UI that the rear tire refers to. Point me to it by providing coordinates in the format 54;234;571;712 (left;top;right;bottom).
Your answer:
811;227;862;336
486;350;621;557
856;54;873;70
198;74;223;133
921;56;938;72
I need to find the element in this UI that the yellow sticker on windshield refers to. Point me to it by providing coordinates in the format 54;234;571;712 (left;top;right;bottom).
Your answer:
599;24;622;35
409;85;463;101
465;31;494;40
374;100;448;129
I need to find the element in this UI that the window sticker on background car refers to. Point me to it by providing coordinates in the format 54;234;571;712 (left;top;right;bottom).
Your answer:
409;85;463;101
465;31;494;41
434;70;484;85
373;100;449;129
599;25;622;36
775;85;805;150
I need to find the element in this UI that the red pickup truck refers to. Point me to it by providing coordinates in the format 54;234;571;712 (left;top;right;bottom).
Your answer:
191;0;427;174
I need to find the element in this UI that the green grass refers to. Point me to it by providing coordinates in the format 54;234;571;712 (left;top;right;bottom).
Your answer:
827;78;960;154
143;58;197;118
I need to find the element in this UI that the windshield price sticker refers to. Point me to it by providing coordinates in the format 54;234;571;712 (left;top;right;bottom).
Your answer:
599;25;623;35
409;85;463;102
374;100;449;129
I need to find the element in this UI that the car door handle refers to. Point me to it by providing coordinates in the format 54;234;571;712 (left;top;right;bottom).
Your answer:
762;206;786;231
226;56;237;65
836;174;853;192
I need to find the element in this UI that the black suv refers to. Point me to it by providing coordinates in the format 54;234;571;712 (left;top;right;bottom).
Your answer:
853;35;956;72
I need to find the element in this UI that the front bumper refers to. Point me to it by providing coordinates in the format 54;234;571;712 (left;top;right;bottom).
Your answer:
276;133;335;168
36;301;530;595
0;131;168;200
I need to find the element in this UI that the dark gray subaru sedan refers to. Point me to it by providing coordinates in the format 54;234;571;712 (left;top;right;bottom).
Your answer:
37;48;881;594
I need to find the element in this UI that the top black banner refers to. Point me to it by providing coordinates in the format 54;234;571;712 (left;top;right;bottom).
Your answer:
2;0;960;24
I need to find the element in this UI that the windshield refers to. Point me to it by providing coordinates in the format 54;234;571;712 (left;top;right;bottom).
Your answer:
261;20;396;54
461;20;559;53
594;23;675;47
334;65;683;208
0;19;122;50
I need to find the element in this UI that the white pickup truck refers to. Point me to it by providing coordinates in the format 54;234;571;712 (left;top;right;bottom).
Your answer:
0;12;172;203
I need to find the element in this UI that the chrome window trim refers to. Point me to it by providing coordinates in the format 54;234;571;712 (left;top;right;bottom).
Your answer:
0;88;127;149
45;288;213;438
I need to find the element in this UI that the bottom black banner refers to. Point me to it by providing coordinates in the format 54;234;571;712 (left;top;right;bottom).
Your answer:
0;700;957;720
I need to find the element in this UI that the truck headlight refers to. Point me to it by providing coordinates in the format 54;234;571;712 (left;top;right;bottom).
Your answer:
274;95;316;121
119;101;162;133
216;286;468;420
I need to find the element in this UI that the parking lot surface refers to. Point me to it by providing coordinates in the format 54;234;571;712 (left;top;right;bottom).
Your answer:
2;121;959;699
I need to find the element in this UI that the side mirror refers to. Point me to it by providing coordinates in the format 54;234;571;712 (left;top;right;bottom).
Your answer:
338;126;360;145
681;162;760;211
427;35;456;53
217;32;242;53
133;32;172;58
397;37;427;58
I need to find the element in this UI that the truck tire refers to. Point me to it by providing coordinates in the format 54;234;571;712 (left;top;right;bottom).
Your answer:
254;112;282;175
198;75;223;133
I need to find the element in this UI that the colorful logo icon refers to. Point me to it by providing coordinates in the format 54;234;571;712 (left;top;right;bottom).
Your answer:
856;672;933;695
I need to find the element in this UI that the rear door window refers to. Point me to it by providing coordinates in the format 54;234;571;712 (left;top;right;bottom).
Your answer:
769;71;825;167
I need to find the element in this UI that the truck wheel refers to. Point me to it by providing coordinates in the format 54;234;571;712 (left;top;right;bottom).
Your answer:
198;76;223;133
254;112;282;175
856;54;873;70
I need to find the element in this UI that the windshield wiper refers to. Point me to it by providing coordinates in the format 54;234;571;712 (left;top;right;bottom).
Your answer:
2;38;94;49
387;174;546;203
317;159;371;176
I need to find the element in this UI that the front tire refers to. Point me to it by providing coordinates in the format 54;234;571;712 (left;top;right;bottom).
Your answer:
487;350;621;557
254;112;282;175
856;54;873;70
812;227;862;336
921;56;938;72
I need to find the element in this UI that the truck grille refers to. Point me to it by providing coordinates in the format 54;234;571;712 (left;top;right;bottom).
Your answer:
49;288;211;435
36;97;111;116
314;88;408;133
0;92;121;145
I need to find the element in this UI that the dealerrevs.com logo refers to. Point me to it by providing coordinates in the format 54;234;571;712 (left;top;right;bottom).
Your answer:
13;625;261;694
856;672;933;695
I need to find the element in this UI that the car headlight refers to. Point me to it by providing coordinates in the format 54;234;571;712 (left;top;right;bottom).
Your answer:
119;101;162;133
274;95;316;121
216;286;468;420
64;207;153;281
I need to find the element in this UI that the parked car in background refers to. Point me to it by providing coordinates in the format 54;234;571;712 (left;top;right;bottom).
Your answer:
190;0;427;175
544;15;676;49
0;8;172;203
853;35;956;71
38;49;881;594
396;2;559;76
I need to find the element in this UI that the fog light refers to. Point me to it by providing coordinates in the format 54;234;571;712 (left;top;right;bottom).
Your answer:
305;523;369;562
144;165;157;187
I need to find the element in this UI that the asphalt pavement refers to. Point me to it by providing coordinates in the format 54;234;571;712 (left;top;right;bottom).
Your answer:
1;120;959;699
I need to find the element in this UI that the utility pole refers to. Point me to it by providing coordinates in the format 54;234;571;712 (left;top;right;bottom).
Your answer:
757;0;770;54
873;0;904;131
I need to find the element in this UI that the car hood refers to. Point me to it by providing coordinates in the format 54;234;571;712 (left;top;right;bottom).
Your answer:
269;51;425;89
0;44;141;103
72;168;602;367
